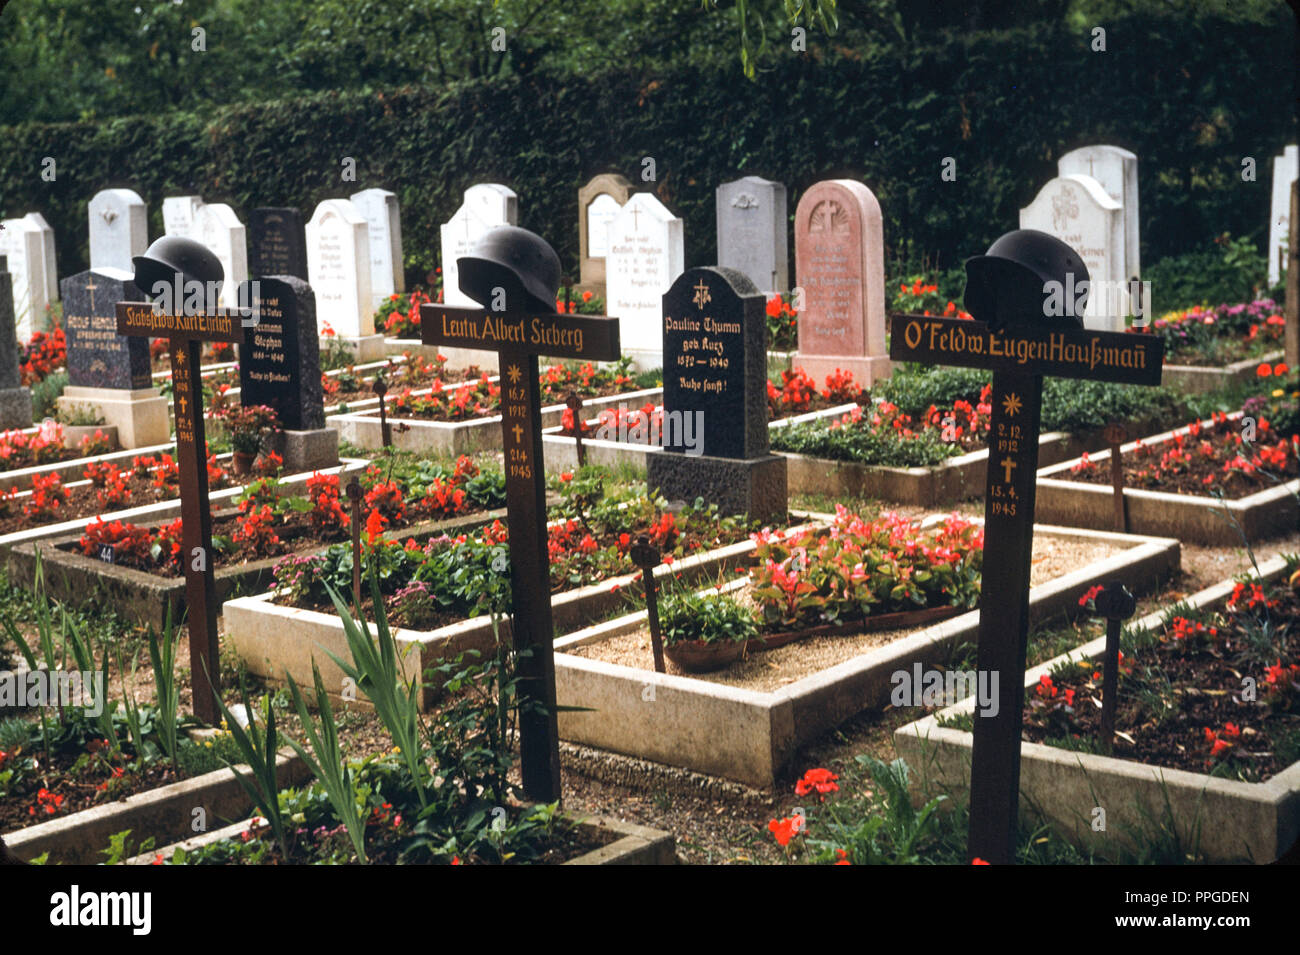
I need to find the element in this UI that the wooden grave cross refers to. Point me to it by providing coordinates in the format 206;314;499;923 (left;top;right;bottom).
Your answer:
116;302;247;725
420;299;620;801
889;314;1164;864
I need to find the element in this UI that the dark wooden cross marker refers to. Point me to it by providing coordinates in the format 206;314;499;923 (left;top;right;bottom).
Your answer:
890;314;1164;864
420;299;620;801
1103;422;1128;532
1093;581;1137;748
629;534;665;674
116;302;246;725
565;392;586;468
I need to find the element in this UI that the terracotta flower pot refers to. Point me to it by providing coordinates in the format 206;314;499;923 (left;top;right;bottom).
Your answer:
662;638;747;673
231;451;257;475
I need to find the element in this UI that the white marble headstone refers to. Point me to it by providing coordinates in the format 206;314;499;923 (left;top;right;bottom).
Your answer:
0;216;49;340
88;188;147;273
586;194;621;259
306;199;373;339
1269;145;1298;288
1020;174;1126;331
193;203;248;308
604;193;685;369
1058;145;1139;284
350;188;404;305
23;212;58;305
440;184;518;308
717;175;788;294
162;195;205;239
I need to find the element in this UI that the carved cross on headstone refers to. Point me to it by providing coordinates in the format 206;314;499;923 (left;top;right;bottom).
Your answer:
890;313;1164;864
420;296;620;801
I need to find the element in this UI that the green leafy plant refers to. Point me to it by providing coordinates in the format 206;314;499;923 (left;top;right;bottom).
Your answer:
284;661;369;864
658;583;757;647
211;677;290;859
146;609;180;766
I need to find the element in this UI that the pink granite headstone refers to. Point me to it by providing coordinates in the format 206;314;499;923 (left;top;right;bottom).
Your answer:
793;179;891;387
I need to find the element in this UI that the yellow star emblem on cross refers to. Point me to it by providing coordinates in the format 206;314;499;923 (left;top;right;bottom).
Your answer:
507;364;522;384
1001;393;1023;417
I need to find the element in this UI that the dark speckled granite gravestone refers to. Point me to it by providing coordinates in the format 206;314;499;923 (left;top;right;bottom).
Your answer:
0;262;33;427
62;269;151;390
238;275;337;470
647;266;786;522
248;208;308;280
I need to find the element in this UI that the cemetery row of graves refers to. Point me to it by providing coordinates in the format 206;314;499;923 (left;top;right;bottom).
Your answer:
0;141;1296;866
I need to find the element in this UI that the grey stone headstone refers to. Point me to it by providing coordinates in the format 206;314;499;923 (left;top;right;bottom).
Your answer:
88;189;148;272
350;189;404;304
61;268;152;390
716;176;788;294
248;208;308;280
23;212;58;304
238;275;323;431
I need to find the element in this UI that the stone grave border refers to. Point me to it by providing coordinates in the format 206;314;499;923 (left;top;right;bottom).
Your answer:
328;385;663;454
0;440;176;493
1160;349;1284;394
0;456;363;553
777;411;1173;507
541;402;858;473
549;521;1177;788
223;517;823;711
6;485;505;632
122;809;674;865
1035;413;1300;546
5;748;309;866
893;553;1299;864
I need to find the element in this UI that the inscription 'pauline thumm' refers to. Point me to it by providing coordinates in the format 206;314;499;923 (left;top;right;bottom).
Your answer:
441;312;586;352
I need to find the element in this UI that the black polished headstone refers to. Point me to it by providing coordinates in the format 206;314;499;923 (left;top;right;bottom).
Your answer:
0;271;19;390
62;269;151;390
238;275;323;430
661;266;767;459
248;208;308;280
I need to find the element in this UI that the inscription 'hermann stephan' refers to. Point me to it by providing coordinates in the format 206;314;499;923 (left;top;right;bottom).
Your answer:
442;312;586;352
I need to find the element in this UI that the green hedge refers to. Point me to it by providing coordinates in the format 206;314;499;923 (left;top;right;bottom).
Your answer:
1;8;1293;292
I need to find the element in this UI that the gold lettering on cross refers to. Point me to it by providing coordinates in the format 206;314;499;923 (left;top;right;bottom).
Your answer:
512;423;523;443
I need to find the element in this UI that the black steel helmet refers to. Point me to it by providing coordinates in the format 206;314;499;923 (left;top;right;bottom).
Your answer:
132;236;225;303
458;226;561;314
963;229;1089;331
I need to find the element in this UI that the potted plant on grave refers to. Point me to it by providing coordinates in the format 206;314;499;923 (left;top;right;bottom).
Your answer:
224;404;281;475
659;579;757;673
55;403;117;451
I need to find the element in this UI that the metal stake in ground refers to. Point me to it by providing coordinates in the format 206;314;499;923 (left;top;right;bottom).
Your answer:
420;288;620;803
566;392;586;468
116;291;245;726
374;377;391;447
1094;582;1137;748
629;534;665;673
346;476;364;610
1104;422;1128;532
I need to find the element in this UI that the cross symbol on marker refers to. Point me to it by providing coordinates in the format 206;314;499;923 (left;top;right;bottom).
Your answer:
85;277;99;311
512;423;523;443
1000;456;1018;483
630;205;640;231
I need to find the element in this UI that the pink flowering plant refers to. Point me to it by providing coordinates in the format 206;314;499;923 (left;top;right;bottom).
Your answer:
0;420;66;471
749;508;983;631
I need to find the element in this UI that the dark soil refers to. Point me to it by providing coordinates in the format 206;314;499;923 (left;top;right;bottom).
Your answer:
323;359;479;405
1023;588;1300;782
0;448;79;475
1062;417;1297;496
0;470;235;536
